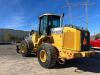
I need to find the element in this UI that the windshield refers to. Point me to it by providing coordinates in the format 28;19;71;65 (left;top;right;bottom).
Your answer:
48;16;60;28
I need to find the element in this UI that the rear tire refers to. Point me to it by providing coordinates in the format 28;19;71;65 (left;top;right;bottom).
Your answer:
20;41;31;57
37;43;57;68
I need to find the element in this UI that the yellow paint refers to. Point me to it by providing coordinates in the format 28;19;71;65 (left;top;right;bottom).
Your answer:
32;32;40;44
52;34;63;51
59;50;94;60
30;26;94;60
63;27;80;51
40;50;47;62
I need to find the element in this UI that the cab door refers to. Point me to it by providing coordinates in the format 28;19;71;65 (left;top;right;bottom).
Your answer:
39;16;47;35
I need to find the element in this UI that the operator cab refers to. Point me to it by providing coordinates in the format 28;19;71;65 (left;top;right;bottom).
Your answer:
39;13;60;35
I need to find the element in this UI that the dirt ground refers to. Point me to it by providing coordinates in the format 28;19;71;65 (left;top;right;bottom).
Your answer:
0;45;100;75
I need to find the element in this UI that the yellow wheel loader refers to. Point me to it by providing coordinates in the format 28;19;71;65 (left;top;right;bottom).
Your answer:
17;13;94;68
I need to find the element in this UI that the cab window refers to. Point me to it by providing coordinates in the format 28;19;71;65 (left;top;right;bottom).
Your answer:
48;16;60;28
39;16;47;35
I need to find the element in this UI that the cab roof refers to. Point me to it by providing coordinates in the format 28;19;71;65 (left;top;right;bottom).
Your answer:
39;13;60;18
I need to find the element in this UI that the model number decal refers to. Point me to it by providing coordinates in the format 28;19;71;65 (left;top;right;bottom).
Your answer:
51;28;63;34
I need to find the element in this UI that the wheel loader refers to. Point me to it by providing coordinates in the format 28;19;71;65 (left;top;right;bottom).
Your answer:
17;13;94;68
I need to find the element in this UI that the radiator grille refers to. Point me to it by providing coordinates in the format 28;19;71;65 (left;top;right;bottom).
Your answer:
63;32;75;49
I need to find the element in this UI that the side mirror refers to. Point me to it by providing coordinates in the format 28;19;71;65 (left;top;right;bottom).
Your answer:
62;13;64;17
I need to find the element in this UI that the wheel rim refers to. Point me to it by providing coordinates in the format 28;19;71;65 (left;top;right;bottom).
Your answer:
20;44;26;53
40;50;47;62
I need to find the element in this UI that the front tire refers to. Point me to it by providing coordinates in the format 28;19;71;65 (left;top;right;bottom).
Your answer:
37;43;57;68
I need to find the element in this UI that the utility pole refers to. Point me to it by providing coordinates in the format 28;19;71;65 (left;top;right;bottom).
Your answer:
66;0;73;24
79;0;94;30
80;0;89;30
85;0;89;30
62;0;94;29
63;0;75;24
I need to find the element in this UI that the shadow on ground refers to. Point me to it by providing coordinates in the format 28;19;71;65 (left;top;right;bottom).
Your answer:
15;46;100;73
54;51;100;73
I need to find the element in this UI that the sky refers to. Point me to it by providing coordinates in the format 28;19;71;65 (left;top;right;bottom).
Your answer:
0;0;100;35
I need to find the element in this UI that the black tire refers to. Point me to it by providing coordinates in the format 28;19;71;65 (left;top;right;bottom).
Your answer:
37;43;57;68
16;45;20;53
20;40;31;57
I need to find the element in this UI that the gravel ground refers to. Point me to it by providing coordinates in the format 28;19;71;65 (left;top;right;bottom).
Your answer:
0;45;100;75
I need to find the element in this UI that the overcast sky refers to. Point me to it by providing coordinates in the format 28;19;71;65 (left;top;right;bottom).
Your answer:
0;0;100;35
